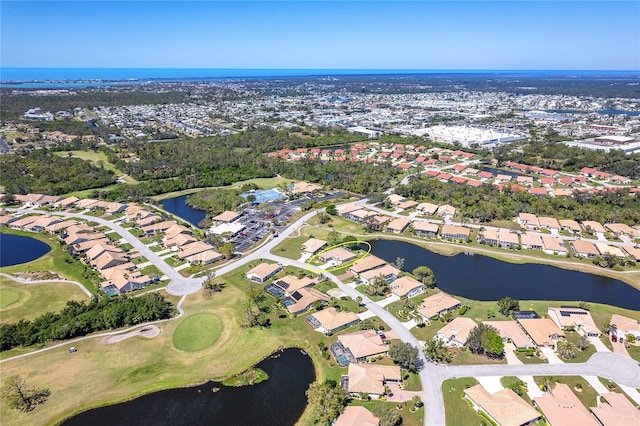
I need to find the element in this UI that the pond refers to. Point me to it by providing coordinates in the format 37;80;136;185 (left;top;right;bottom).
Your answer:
62;348;315;426
0;233;51;267
159;195;206;228
368;239;640;310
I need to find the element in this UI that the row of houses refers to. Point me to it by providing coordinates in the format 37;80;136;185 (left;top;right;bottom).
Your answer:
464;380;639;426
1;212;154;295
518;212;640;239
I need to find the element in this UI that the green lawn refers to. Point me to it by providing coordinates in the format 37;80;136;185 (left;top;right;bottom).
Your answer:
442;377;486;426
627;344;640;362
355;285;387;301
500;376;532;404
172;313;223;352
404;371;422;391
562;332;597;363
515;351;548;364
0;276;90;323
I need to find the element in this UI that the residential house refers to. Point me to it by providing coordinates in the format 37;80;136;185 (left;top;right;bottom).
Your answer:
397;200;418;210
270;275;318;297
91;250;128;271
416;202;439;215
609;314;640;341
301;238;327;255
548;308;600;337
338;329;389;362
418;292;461;320
622;246;640;262
178;241;217;260
516;318;565;348
436;317;476;347
480;228;499;246
56;196;80;208
570;240;599;258
245;262;282;283
559;219;582;234
318;247;357;265
413;221;439;238
436;204;456;217
595;243;627;258
520;233;543;250
590;392;640;426
334;406;379;426
605;223;639;238
359;264;401;285
44;219;79;233
386;218;410;234
441;224;470;242
518;213;539;229
307;307;360;334
389;276;425;298
538;216;560;231
542;236;567;255
350;255;387;275
499;232;520;249
581;221;606;234
484;321;533;349
344;363;401;399
533;383;599;426
286;288;330;315
464;385;541;426
164;233;197;249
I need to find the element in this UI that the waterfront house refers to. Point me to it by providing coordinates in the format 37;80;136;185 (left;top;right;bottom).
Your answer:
480;228;499;246
499;231;520;249
548;307;600;337
516;318;565;348
541;236;567;255
318;247;357;265
389;276;425;298
413;221;439;238
570;240;599;258
418;292;461;320
441;224;470;242
350;255;387;275
484;321;534;349
386;217;410;234
359;264;401;285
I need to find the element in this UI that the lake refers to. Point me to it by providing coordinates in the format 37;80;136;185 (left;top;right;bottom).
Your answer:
62;348;315;426
0;233;51;267
368;239;640;310
160;195;206;228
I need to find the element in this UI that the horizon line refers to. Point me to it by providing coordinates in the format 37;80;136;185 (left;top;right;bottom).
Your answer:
2;67;640;72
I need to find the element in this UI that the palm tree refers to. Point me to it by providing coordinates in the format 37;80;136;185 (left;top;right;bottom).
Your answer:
557;339;577;360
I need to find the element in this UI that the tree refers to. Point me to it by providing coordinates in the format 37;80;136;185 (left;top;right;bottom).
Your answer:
412;266;435;288
219;242;235;259
327;231;340;247
467;323;504;358
326;204;337;215
365;275;389;297
577;335;589;351
542;376;556;392
244;300;267;328
557;339;577;360
373;404;402;426
1;375;51;412
497;297;520;317
317;212;331;224
424;338;451;363
305;381;345;425
389;342;420;372
394;257;405;271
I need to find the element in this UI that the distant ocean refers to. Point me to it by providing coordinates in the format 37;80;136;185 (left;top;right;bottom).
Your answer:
3;67;639;81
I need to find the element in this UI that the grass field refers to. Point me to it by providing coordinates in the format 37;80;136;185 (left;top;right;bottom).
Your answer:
172;313;222;352
348;399;424;426
0;287;21;307
0;276;90;323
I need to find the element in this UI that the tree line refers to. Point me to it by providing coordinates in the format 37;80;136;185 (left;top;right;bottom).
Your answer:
0;293;174;351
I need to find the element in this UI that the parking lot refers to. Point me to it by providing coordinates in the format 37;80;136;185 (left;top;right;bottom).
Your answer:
227;191;345;253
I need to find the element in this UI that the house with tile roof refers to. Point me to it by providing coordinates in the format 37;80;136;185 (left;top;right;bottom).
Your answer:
464;384;541;426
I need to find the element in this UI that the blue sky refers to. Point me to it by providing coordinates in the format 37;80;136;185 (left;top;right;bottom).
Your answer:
1;1;638;70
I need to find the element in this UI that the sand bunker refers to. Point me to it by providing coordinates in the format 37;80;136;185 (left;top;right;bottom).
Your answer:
103;325;161;344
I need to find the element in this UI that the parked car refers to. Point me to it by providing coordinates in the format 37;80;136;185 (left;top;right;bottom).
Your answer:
69;347;77;353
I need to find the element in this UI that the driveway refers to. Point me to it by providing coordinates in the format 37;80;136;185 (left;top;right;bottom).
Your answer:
504;343;523;365
540;346;563;364
589;336;611;353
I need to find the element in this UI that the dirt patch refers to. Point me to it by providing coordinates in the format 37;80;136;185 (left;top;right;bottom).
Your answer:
11;271;62;281
103;325;161;344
